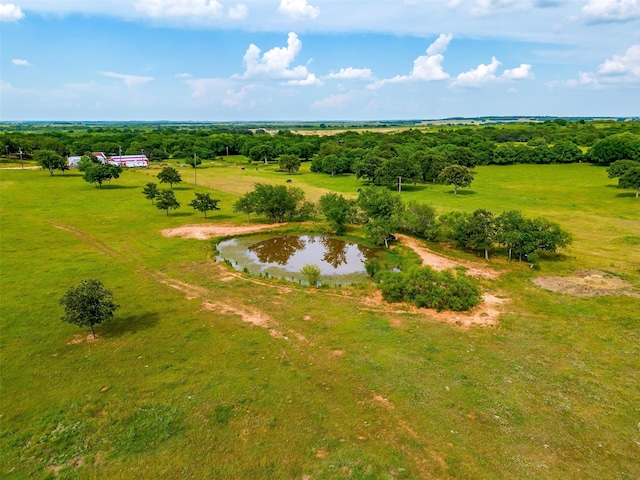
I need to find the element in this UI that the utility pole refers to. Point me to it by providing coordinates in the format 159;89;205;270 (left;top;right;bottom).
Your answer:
19;148;23;169
398;176;402;193
194;153;197;186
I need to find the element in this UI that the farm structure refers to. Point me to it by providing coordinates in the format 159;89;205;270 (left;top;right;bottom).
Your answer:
66;153;149;168
67;152;107;168
108;155;149;168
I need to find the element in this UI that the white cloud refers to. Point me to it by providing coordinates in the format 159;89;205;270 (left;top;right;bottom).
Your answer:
502;63;533;79
185;77;231;98
0;3;24;21
236;32;313;81
278;0;319;19
451;56;501;87
325;67;373;81
222;85;258;108
12;58;30;66
100;71;155;87
175;72;193;78
287;73;322;86
311;93;351;109
471;0;517;16
552;44;640;87
135;0;223;20
1;80;13;90
368;33;451;89
447;0;463;7
228;3;247;20
582;0;640;23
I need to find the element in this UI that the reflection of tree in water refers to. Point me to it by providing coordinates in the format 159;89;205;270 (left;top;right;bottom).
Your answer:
321;236;348;268
249;236;306;265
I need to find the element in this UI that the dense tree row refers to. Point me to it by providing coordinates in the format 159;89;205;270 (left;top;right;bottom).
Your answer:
3;121;639;168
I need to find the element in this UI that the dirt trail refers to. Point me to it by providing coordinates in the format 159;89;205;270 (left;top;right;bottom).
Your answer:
161;223;283;240
395;234;499;280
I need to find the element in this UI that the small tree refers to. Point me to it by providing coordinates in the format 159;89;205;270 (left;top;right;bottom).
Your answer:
157;166;182;189
618;167;640;198
142;182;159;204
34;149;68;176
234;192;257;222
188;192;220;218
156;189;180;216
438;164;474;195
319;193;353;236
83;164;111;188
301;264;321;286
77;154;101;172
59;279;119;340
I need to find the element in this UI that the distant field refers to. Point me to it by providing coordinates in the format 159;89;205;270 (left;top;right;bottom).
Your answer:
1;164;638;479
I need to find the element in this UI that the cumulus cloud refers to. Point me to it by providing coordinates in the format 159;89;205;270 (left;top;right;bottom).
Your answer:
235;32;317;85
12;58;30;66
228;3;247;20
325;67;373;81
452;56;501;86
175;72;193;78
0;3;24;21
452;58;533;87
278;0;319;19
502;63;533;79
582;0;640;23
312;93;351;109
287;74;322;86
222;85;259;108
561;44;640;86
135;0;223;20
367;33;452;89
100;71;154;87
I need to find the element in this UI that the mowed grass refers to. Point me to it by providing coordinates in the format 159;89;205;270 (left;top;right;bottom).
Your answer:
1;164;639;479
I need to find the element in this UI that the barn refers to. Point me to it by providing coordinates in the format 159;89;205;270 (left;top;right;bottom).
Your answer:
108;154;149;168
67;152;107;168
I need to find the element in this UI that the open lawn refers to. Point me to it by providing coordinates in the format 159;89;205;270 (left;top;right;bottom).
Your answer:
1;163;639;479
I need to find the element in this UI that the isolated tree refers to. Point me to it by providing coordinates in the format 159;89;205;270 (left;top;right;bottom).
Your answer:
77;154;101;172
157;166;182;189
319;193;353;235
59;279;119;340
156;189;180;216
188;192;220;218
249;144;275;164
607;160;639;179
34;149;68;176
438;164;474;195
83;164;111;188
142;182;159;204
619;167;640;198
277;154;301;174
300;264;321;286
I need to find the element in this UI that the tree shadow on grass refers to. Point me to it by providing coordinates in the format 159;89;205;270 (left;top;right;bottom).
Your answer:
169;212;195;217
615;192;638;198
447;189;477;196
103;184;140;190
104;312;160;337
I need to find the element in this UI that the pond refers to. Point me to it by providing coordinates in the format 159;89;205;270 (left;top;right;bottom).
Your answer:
216;235;382;285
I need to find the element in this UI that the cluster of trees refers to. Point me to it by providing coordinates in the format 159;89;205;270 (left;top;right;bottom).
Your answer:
4;121;639;167
376;266;481;312
142;181;220;217
607;159;640;198
233;183;314;223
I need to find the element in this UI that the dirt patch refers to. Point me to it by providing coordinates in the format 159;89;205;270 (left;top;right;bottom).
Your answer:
533;270;639;298
161;223;283;240
67;333;98;344
395;234;499;280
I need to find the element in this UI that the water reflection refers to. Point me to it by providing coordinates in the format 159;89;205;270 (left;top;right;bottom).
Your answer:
216;235;381;284
249;236;305;265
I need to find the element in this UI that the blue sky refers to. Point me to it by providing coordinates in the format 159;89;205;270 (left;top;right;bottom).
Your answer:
1;0;639;121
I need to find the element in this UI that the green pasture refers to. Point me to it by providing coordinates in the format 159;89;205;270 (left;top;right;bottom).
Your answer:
1;163;639;479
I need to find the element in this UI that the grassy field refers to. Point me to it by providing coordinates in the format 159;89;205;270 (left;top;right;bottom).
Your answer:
1;162;639;479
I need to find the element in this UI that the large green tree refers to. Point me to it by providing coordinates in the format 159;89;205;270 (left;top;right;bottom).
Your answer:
607;159;639;178
34;149;68;176
277;154;301;174
438;164;474;195
142;182;159;204
619;167;640;198
83;164;122;189
59;279;119;340
456;209;497;260
157;166;182;189
319;193;354;235
357;186;403;247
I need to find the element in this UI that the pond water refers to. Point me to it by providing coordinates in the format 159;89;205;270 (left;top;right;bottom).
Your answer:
216;235;382;285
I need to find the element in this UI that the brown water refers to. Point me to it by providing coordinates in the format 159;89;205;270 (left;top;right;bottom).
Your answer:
216;235;381;284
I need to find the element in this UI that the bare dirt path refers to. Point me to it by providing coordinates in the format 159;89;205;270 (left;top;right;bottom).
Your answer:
161;223;283;240
395;234;499;280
